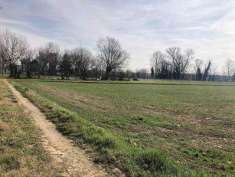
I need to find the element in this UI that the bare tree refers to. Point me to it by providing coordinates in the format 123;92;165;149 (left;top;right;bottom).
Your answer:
59;52;72;80
166;47;181;79
166;47;193;79
224;59;234;81
184;49;194;70
71;48;92;80
151;51;172;79
152;51;166;78
0;30;27;77
97;37;128;80
36;43;60;77
90;57;103;80
202;60;211;81
194;59;203;80
47;42;60;76
20;49;34;78
210;63;218;81
150;67;154;78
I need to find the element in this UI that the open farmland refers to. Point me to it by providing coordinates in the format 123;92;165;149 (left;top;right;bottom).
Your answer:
11;79;235;176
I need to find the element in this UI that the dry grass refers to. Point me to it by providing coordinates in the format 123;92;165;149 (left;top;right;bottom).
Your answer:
0;80;62;177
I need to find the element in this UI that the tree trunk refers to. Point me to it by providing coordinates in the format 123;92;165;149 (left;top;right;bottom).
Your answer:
104;67;112;80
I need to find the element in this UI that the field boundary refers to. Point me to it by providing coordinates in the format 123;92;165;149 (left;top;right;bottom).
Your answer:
31;79;235;87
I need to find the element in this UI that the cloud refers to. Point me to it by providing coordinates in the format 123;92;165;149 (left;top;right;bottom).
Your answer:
0;0;235;73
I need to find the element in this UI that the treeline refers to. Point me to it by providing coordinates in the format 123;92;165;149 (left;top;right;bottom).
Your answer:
0;30;128;80
150;48;235;81
0;30;234;81
151;48;211;80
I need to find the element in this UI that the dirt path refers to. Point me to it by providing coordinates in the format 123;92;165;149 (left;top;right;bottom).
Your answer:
4;79;109;177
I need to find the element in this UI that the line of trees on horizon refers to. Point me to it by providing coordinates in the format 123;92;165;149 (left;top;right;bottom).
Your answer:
150;48;213;81
150;48;235;81
0;29;235;81
0;30;128;80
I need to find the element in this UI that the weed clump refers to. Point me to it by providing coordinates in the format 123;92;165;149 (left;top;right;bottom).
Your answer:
0;155;20;171
137;149;172;173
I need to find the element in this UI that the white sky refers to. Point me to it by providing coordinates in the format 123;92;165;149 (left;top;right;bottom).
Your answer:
0;0;235;73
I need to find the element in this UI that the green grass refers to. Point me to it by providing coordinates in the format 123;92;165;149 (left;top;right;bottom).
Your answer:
11;79;235;177
0;80;62;177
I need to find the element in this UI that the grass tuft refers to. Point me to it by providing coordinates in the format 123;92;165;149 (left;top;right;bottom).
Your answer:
137;149;172;173
0;155;20;171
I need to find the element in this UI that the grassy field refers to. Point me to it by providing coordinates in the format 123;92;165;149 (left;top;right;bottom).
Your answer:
0;80;62;177
11;79;235;177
